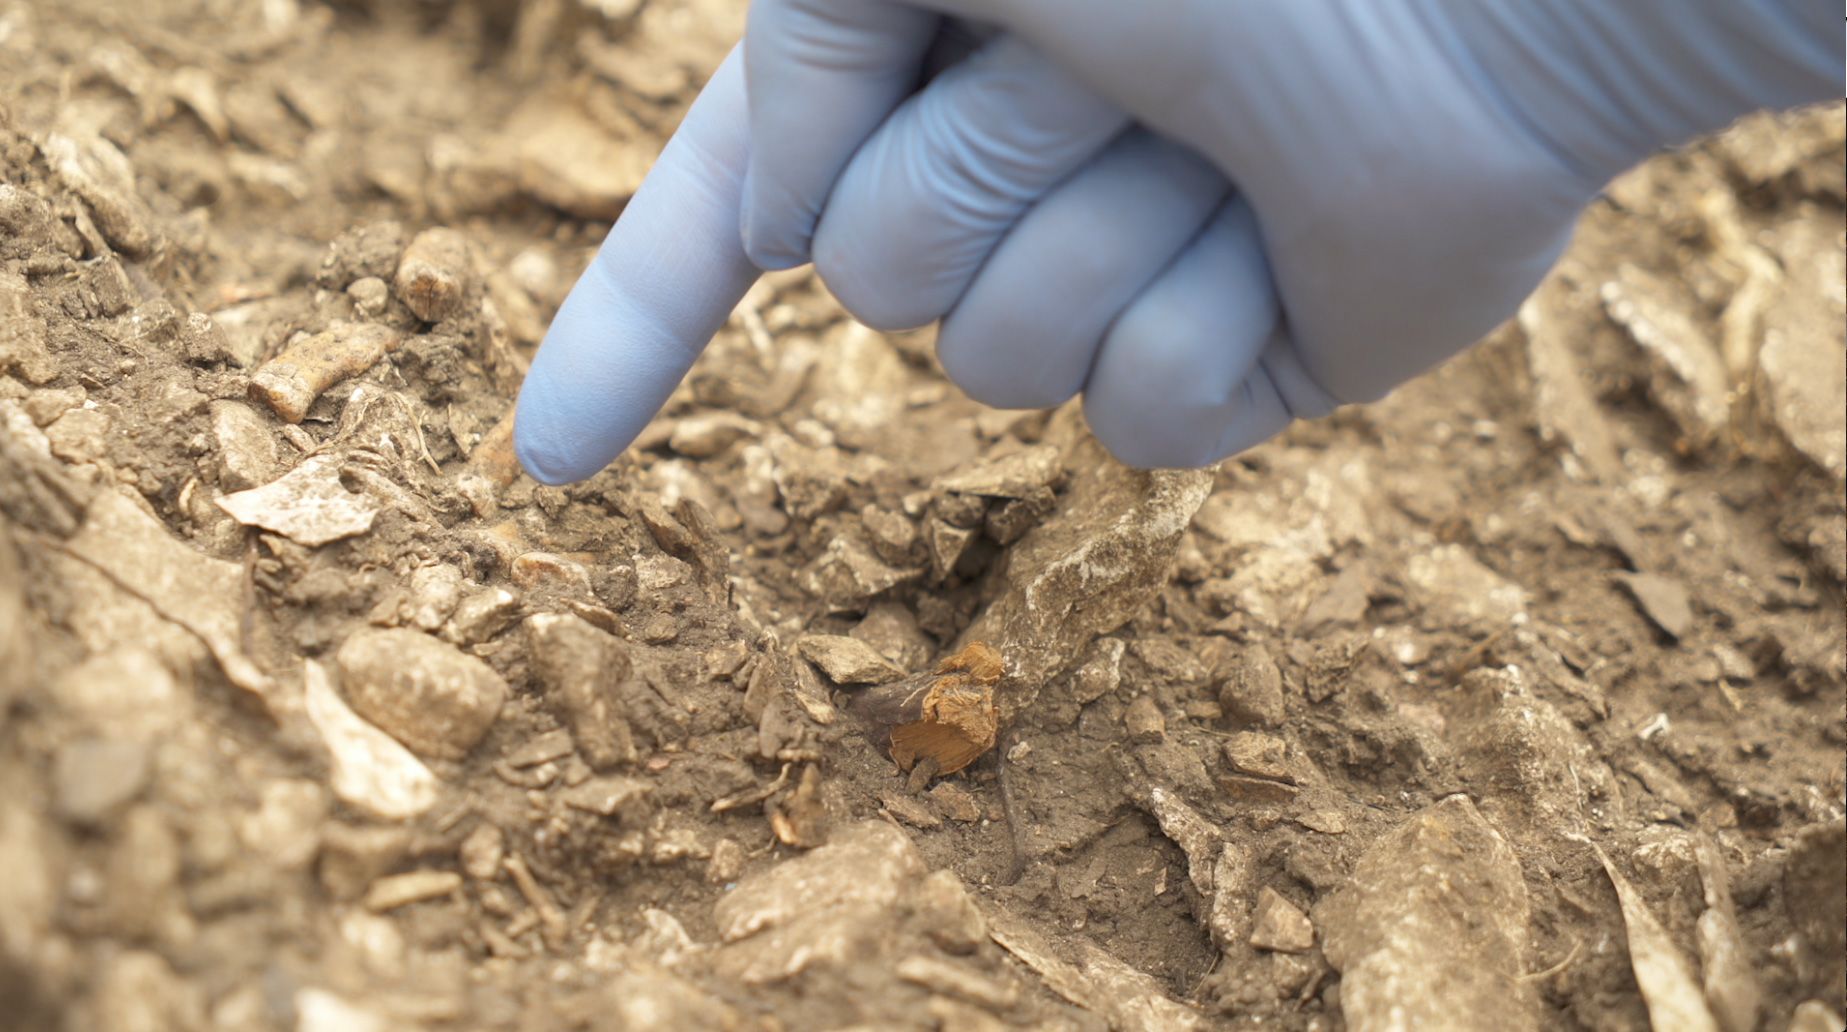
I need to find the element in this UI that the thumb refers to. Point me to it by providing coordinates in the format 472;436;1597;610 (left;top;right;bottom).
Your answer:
514;47;761;485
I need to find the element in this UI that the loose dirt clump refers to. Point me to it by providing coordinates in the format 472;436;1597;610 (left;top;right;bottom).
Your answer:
1;2;1842;1030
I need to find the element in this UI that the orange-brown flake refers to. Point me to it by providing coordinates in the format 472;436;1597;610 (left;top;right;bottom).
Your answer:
887;642;1003;775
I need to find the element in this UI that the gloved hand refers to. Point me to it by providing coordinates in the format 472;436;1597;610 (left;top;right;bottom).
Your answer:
514;1;1836;484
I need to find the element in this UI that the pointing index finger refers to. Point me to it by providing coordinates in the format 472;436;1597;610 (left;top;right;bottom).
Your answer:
514;47;760;486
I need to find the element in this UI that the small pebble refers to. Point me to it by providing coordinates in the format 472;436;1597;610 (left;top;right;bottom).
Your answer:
1249;887;1316;953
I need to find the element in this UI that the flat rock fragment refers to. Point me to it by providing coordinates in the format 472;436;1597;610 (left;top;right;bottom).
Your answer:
986;908;1203;1032
217;454;380;546
43;128;156;257
1591;841;1720;1032
1404;544;1528;631
336;628;507;760
1615;572;1694;640
210;400;280;490
303;661;439;821
1315;796;1537;1032
249;323;401;423
713;821;926;983
963;433;1211;721
512;101;650;219
1602;262;1731;447
797;634;905;685
1694;837;1760;1032
524;613;639;769
1753;222;1847;483
67;489;269;695
1249;887;1315;954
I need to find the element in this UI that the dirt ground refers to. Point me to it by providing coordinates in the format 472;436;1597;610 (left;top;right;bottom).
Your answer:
1;2;1843;1030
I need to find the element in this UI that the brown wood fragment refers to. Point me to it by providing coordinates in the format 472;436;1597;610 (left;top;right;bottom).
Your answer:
850;642;1002;776
249;323;401;423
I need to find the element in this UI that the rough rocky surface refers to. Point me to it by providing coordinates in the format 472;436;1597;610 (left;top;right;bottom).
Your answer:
0;6;1839;1031
336;627;509;760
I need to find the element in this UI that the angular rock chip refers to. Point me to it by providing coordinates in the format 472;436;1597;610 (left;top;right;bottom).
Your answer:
524;613;639;769
935;444;1063;499
1616;571;1694;640
67;489;269;695
512;101;650;220
210;400;279;491
961;432;1211;721
1602;262;1730;448
797;634;905;685
1315;796;1536;1032
303;660;439;821
1404;544;1528;631
1592;841;1720;1032
217;454;380;547
1249;886;1316;954
43;129;156;257
713;820;926;983
336;628;507;760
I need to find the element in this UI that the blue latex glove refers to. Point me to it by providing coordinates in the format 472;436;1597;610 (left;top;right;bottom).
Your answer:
515;2;1837;483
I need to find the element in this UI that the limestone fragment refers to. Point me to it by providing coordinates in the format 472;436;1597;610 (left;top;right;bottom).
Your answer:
713;821;926;982
800;531;922;611
1123;695;1165;742
442;585;519;645
1616;571;1694;640
669;411;761;458
217;454;380;546
1248;887;1315;954
1404;544;1528;631
1693;837;1760;1032
303;660;439;821
1315;796;1536;1032
1603;262;1730;447
524;613;639;769
394;227;472;322
1753;223;1846;483
336;628;508;760
798;634;905;685
210;400;279;490
1219;644;1286;728
987;908;1204;1032
961;432;1211;722
1223;732;1290;783
364;869;464;912
43;128;156;257
52;738;150;825
67;489;270;695
0;272;55;385
935;444;1063;498
1591;841;1720;1032
249;323;402;423
512;101;650;219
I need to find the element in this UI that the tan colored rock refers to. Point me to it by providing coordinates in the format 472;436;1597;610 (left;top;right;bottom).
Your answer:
1224;732;1291;782
44;128;156;257
336;628;508;760
512;101;650;220
394;227;471;322
798;634;905;685
210;400;279;490
217;453;380;547
524;613;638;769
1315;796;1536;1032
961;430;1211;723
303;661;439;821
1249;887;1315;953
